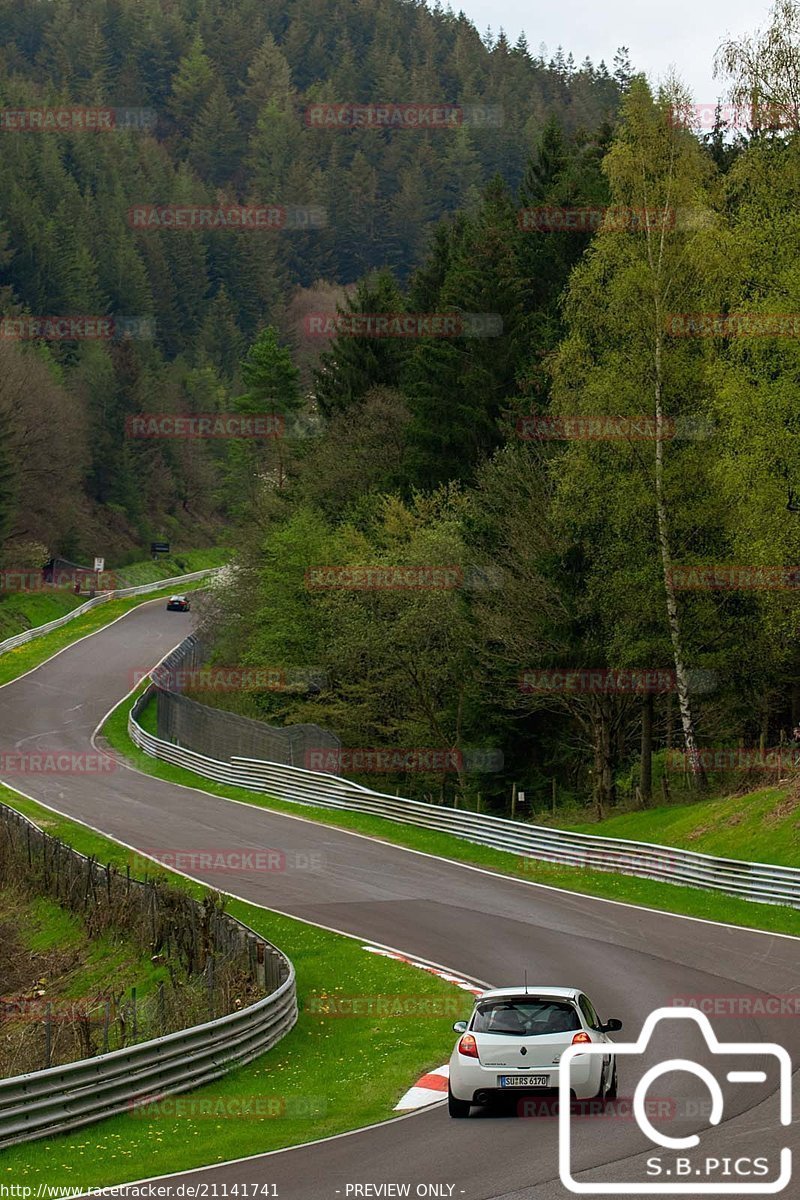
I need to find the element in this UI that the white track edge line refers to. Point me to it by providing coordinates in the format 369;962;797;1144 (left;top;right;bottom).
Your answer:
88;676;800;946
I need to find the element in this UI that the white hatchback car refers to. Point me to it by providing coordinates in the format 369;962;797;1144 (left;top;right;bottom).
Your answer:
448;986;621;1117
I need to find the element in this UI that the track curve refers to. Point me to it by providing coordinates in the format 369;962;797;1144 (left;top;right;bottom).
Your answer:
0;599;796;1199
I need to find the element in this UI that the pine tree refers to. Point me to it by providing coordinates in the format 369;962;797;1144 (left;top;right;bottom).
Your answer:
168;36;215;139
613;47;633;91
513;32;531;60
239;326;302;415
244;35;294;126
313;272;409;415
188;83;244;185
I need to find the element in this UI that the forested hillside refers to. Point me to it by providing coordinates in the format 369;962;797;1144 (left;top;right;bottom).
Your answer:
202;1;800;817
9;0;800;820
0;0;625;559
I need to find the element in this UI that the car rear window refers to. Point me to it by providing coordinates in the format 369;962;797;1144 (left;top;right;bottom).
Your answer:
471;999;582;1036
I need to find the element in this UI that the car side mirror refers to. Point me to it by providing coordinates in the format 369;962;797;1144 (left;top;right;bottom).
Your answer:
453;1020;468;1033
602;1018;623;1033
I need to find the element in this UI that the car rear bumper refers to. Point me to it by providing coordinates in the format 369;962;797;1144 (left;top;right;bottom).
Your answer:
449;1054;602;1102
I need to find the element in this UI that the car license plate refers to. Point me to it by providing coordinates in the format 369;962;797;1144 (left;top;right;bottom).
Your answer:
498;1074;549;1088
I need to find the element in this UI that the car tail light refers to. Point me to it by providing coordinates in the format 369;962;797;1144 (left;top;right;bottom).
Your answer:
458;1034;479;1058
572;1032;592;1045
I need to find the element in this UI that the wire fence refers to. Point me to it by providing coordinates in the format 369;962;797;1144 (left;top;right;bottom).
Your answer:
130;638;800;911
153;634;341;767
0;801;285;1079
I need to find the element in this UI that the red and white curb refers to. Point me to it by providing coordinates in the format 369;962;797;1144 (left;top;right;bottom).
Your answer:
362;945;485;1111
362;944;485;995
395;1064;450;1110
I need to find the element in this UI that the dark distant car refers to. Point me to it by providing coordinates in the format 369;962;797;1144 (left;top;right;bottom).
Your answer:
166;594;190;612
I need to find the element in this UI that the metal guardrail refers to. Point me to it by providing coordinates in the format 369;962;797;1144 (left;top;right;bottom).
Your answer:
0;568;222;657
129;683;800;911
0;801;297;1148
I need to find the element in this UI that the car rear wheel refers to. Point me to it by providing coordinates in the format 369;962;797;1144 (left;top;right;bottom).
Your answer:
593;1060;617;1106
448;1085;471;1118
592;1063;610;1106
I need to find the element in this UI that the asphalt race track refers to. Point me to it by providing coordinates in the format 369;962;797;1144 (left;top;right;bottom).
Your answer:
0;600;797;1199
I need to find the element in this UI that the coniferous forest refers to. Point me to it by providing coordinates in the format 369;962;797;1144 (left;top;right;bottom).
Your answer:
4;0;800;815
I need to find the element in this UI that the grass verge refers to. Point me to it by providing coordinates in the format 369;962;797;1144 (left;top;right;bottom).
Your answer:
562;787;799;867
0;884;182;1078
100;689;800;940
0;592;86;642
0;784;466;1185
114;548;229;588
